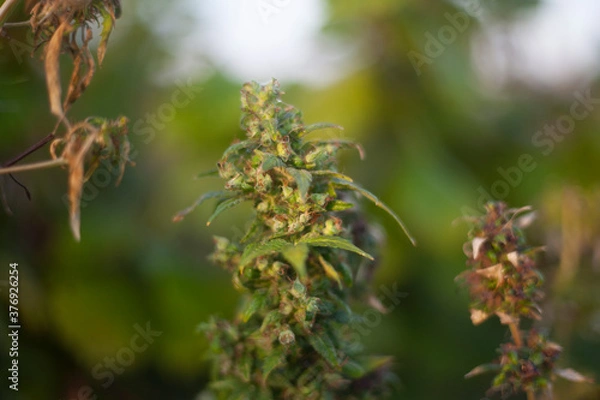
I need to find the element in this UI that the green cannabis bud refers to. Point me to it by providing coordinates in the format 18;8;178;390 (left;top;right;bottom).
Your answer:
176;79;414;399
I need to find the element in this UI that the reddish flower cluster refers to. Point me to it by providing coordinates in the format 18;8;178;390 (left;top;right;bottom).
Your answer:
458;202;592;398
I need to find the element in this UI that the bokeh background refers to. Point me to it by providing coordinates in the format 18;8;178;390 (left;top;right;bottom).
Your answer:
1;0;600;399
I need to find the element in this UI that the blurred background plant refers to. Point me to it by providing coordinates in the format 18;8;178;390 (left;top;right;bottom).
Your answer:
1;0;599;399
458;201;594;399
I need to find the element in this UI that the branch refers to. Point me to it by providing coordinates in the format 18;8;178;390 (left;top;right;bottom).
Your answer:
0;158;67;175
2;133;55;167
0;0;22;29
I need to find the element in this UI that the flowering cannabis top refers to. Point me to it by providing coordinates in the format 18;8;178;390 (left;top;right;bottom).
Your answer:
176;80;413;399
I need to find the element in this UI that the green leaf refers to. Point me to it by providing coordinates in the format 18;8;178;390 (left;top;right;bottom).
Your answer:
241;291;269;323
308;334;339;367
195;168;219;179
307;139;365;159
239;353;253;382
342;360;367;379
310;170;354;182
172;191;229;222
298;122;344;137
97;5;115;65
326;200;354;212
333;179;417;246
262;154;285;171
206;197;245;226
262;349;285;383
286;168;312;201
223;140;252;159
318;255;342;289
297;235;373;260
239;239;292;267
282;244;309;279
359;356;394;374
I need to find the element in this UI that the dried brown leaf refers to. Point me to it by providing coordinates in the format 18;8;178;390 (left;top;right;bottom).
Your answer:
472;237;486;260
470;309;490;325
45;21;68;118
68;151;83;241
495;311;518;325
475;263;504;283
555;368;594;383
506;251;519;267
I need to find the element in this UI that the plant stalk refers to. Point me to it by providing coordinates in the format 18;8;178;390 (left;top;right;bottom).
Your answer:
509;322;522;347
0;158;67;175
0;0;22;28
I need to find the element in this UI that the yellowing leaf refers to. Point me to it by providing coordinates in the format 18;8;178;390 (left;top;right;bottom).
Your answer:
282;244;309;279
98;5;115;65
318;255;342;289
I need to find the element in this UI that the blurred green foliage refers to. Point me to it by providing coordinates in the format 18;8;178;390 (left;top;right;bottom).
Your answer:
0;0;598;399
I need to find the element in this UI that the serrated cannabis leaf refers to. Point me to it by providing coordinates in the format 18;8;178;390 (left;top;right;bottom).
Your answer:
297;235;374;260
172;191;229;222
310;170;354;182
261;154;285;171
333;179;416;246
241;291;269;322
307;139;365;160
308;333;339;367
195;168;219;179
298;122;344;137
239;239;292;267
262;350;285;383
286;168;312;202
207;197;246;226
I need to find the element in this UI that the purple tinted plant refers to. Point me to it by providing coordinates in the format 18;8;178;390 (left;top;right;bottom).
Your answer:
458;202;593;399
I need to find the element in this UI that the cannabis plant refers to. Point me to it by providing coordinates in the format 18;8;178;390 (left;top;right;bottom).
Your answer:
457;202;592;400
175;79;414;399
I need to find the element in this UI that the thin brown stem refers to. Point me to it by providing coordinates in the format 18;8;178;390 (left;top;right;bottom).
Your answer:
2;133;55;167
0;158;67;175
0;0;22;27
508;322;523;347
3;20;29;27
527;389;536;400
